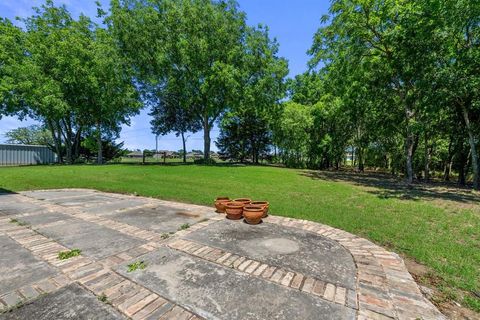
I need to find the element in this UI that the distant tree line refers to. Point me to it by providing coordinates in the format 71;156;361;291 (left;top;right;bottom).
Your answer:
1;0;479;189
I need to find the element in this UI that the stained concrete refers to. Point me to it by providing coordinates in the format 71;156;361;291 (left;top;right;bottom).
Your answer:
49;194;119;207
107;205;213;234
35;219;144;259
80;199;152;215
0;235;58;295
0;200;44;216
117;247;355;320
0;284;125;320
185;219;356;289
21;190;98;201
16;212;73;226
21;190;151;215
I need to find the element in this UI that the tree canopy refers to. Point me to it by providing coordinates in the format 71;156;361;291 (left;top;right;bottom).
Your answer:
1;1;141;163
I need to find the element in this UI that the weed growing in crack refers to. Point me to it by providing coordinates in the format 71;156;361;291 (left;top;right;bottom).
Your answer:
178;223;190;231
127;260;147;272
98;293;110;304
9;218;28;226
58;249;81;260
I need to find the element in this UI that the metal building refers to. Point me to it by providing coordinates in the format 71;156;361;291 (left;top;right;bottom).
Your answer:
0;144;56;166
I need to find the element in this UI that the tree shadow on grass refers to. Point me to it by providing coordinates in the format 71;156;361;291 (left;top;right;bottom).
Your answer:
301;170;480;206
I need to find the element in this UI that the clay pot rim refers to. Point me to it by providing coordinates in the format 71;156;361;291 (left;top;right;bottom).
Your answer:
251;201;269;205
243;205;264;211
225;201;244;208
215;198;230;203
233;198;251;202
215;197;230;200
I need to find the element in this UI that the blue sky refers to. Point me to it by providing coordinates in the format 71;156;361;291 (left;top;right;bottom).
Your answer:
0;0;329;151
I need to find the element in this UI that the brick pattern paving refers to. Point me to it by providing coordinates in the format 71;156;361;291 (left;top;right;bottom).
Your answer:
266;216;445;320
13;192;221;244
0;216;202;319
168;238;357;309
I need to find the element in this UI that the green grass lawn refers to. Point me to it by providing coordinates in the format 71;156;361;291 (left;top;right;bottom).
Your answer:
0;164;478;312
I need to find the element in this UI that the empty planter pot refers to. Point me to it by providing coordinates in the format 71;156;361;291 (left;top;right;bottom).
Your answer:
225;201;245;220
233;198;251;205
214;197;230;213
250;201;269;218
243;205;264;225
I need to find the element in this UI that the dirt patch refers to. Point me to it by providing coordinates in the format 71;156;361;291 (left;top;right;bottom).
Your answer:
403;256;479;320
175;211;200;218
439;301;480;320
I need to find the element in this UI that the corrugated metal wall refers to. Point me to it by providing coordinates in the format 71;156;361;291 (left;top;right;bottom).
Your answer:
0;144;56;166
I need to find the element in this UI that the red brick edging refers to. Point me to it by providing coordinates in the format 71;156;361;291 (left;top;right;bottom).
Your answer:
265;216;445;320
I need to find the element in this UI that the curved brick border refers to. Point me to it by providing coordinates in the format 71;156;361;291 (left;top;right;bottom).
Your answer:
265;216;445;320
167;238;357;308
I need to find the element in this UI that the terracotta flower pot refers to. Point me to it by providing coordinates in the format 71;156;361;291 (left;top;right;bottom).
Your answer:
243;205;264;225
225;201;244;220
214;197;230;213
233;198;251;205
251;201;269;218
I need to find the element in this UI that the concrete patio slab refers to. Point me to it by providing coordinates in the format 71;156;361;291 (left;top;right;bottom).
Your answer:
0;283;125;320
108;205;212;234
185;219;356;289
15;212;73;226
0;189;445;320
35;218;145;259
80;199;152;215
0;201;43;216
116;247;356;320
49;194;119;207
0;235;58;295
21;190;98;201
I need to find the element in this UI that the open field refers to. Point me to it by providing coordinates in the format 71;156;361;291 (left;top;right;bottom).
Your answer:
0;164;478;314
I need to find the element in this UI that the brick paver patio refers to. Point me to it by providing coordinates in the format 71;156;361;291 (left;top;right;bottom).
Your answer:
0;189;445;319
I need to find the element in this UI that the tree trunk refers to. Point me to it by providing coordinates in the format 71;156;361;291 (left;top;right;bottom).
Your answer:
97;122;103;165
203;115;210;160
181;131;187;163
405;134;414;184
461;103;479;189
444;159;452;182
458;147;467;186
352;148;356;167
47;120;63;164
357;147;364;172
73;128;82;161
443;138;453;181
61;117;75;164
424;133;430;181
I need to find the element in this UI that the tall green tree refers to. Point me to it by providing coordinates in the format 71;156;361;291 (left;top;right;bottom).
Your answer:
4;1;140;164
111;0;247;160
0;18;27;118
309;0;443;184
275;101;313;168
438;0;480;189
83;21;141;164
216;25;288;163
149;83;201;163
